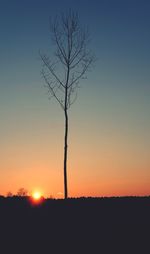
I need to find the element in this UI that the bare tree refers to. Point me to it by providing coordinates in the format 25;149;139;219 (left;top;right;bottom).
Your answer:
17;188;28;197
7;191;13;197
40;10;94;199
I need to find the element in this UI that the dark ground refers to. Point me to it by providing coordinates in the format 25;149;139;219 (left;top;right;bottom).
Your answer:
0;196;149;253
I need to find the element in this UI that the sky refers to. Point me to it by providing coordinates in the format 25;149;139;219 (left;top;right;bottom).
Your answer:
0;0;150;198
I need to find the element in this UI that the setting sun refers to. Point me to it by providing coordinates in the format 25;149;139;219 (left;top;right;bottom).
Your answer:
32;191;42;200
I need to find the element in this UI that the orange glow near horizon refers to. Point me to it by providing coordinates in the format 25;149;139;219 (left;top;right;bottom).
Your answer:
0;138;150;199
0;164;150;198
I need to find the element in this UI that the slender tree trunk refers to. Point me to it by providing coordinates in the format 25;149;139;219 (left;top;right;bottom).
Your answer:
64;108;68;199
64;65;69;199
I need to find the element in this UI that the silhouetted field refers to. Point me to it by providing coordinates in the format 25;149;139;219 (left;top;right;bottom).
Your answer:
0;196;149;253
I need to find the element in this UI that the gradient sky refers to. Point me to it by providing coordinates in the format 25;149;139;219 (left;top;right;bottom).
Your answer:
0;0;150;198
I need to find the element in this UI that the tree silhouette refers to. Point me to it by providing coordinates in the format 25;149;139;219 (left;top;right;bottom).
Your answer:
7;191;13;197
40;10;94;199
17;188;28;197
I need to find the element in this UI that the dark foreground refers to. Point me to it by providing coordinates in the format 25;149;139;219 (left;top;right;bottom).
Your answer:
0;196;149;253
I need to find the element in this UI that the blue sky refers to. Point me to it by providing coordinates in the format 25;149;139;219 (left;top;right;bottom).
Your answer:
0;0;150;197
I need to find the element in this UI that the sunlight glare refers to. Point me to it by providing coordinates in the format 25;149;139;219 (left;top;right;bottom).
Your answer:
32;191;42;200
